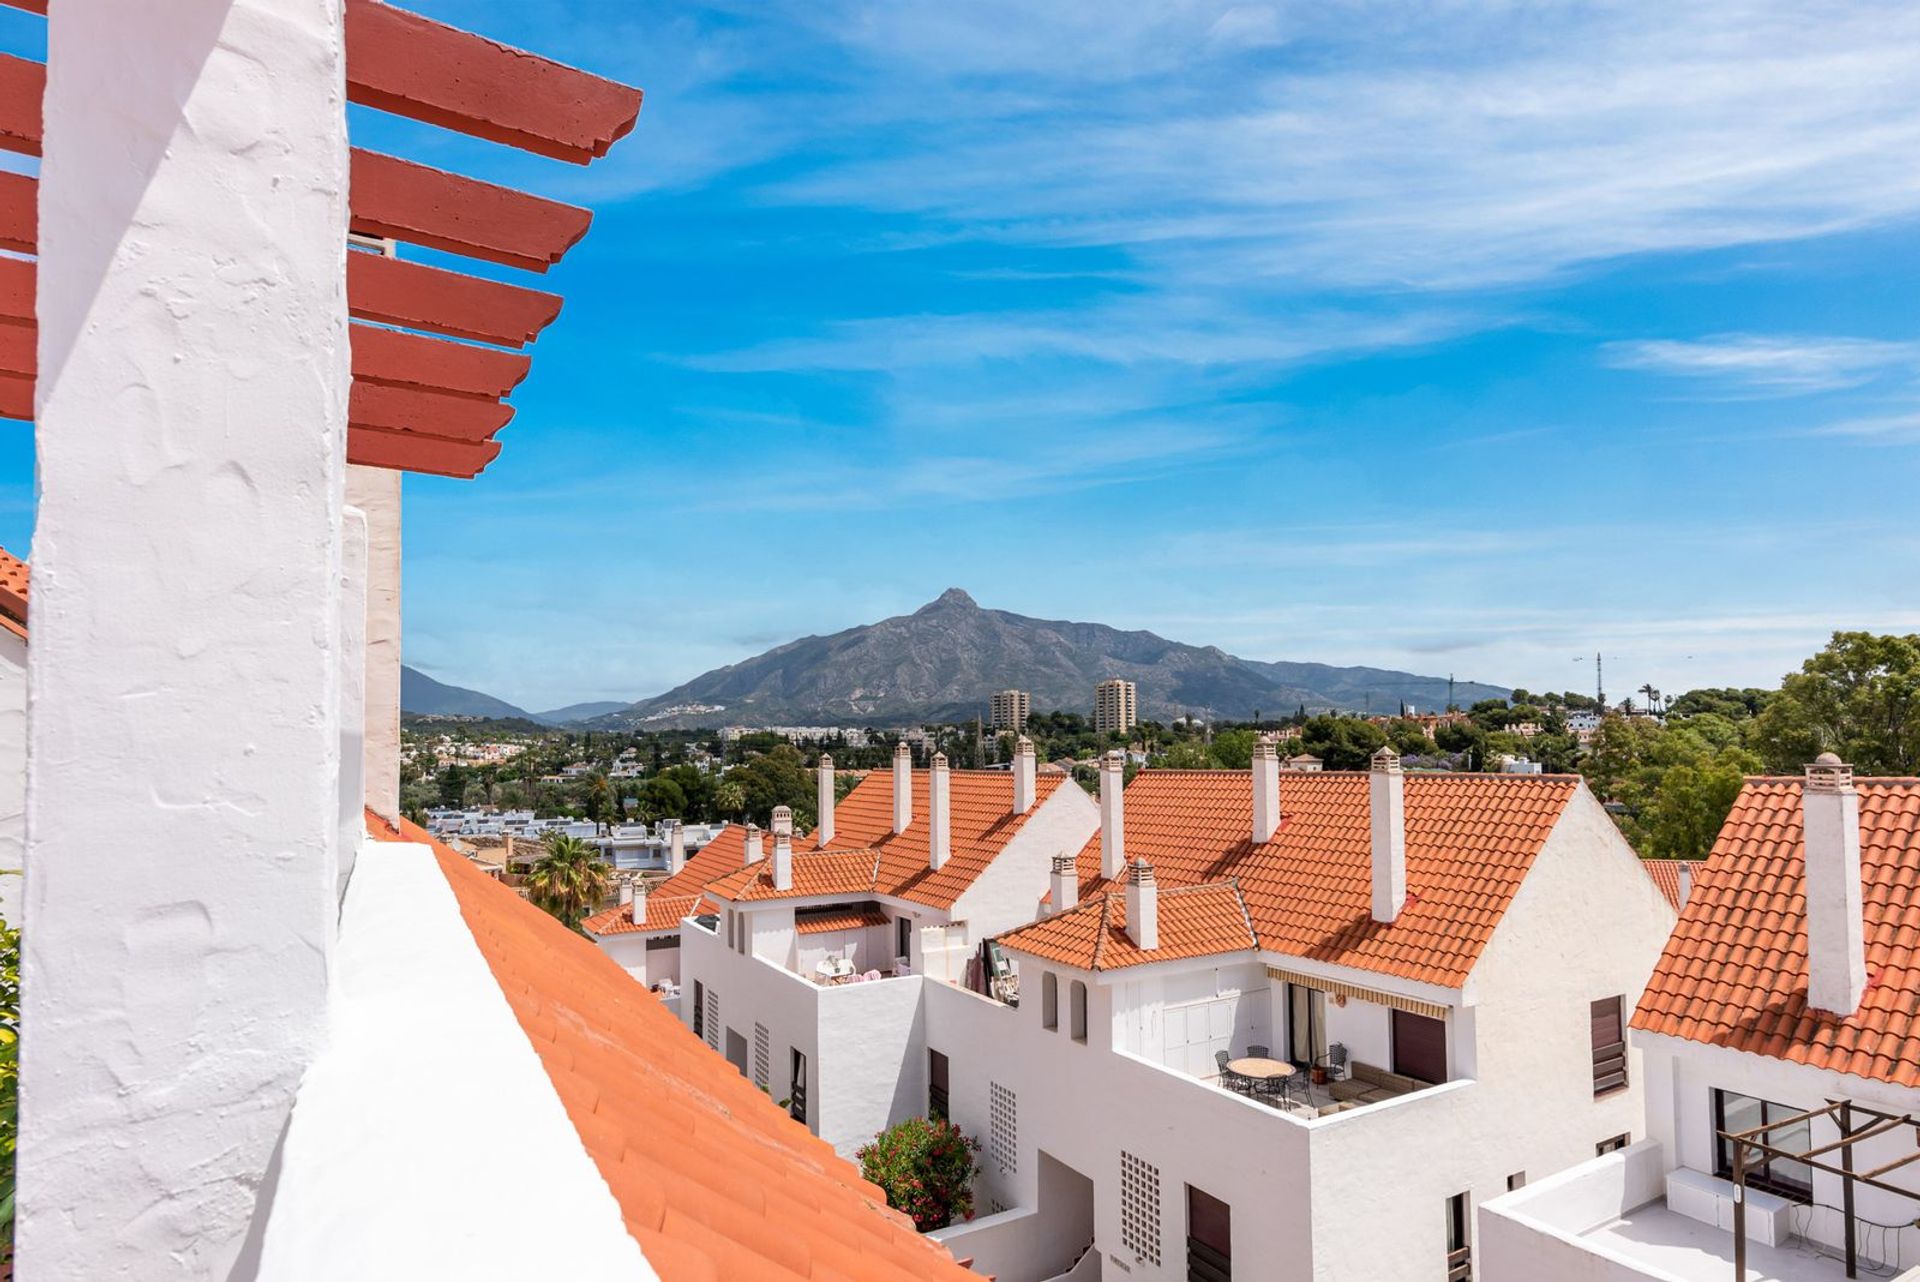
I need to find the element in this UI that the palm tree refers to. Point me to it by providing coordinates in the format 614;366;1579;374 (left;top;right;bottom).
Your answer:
524;832;613;931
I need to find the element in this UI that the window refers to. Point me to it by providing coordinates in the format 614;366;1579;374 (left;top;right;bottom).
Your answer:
1591;996;1627;1096
692;980;705;1039
1041;972;1059;1030
789;1049;809;1125
1391;1009;1447;1084
1714;1090;1811;1202
1186;1184;1231;1282
1506;1172;1526;1192
643;935;676;952
752;1023;770;1090
1444;1192;1471;1282
1596;1133;1630;1156
1288;984;1326;1068
929;1049;950;1120
1070;980;1088;1043
897;914;913;960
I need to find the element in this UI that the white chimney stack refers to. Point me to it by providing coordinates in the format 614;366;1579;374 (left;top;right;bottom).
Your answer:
744;822;764;865
893;740;914;833
1370;747;1406;924
630;879;647;926
1676;860;1694;910
618;878;634;908
668;820;686;875
1050;853;1078;914
1124;860;1159;951
1014;735;1037;815
1803;754;1866;1016
929;752;952;871
772;807;794;892
1252;734;1281;843
817;753;836;845
1100;750;1126;879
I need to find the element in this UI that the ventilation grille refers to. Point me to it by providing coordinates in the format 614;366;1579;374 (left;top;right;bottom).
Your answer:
704;989;720;1050
989;1082;1017;1175
1120;1150;1162;1266
753;1023;771;1090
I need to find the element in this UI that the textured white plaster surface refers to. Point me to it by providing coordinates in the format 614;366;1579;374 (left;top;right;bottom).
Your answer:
257;842;655;1281
952;782;1098;942
19;1;350;1275
345;465;401;820
338;508;367;899
0;629;23;925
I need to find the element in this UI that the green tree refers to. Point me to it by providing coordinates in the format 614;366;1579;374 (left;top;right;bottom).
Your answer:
1752;632;1920;774
1157;739;1214;769
1640;756;1754;860
438;763;470;809
856;1116;980;1232
523;833;612;931
1209;728;1257;769
1299;716;1389;770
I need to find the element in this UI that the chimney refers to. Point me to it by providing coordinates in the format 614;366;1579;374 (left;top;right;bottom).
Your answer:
1803;754;1866;1016
1370;747;1406;923
893;740;913;833
817;753;836;845
1676;860;1694;910
1014;735;1037;815
630;879;647;926
772;807;794;891
618;878;634;908
1099;750;1126;879
929;752;952;871
1252;734;1281;843
667;820;686;875
744;822;764;865
1124;860;1159;951
1050;853;1079;914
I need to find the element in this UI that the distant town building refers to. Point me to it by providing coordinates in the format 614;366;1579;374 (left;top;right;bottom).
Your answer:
990;688;1030;732
1094;678;1137;734
1283;753;1324;772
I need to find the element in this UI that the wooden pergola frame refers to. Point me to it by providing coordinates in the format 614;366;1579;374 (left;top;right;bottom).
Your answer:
1724;1097;1920;1279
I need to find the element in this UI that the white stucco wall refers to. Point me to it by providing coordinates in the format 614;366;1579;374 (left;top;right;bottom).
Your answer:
256;841;654;1280
19;1;352;1275
595;931;680;987
0;628;23;926
345;465;401;820
1479;1140;1679;1282
1639;1031;1920;1264
795;923;890;976
952;782;1099;940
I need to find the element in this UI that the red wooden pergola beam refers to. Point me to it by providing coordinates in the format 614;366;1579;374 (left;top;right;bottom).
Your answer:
0;55;43;159
350;323;531;399
350;150;591;273
0;256;31;322
0;2;47;16
349;379;512;443
0;170;35;253
0;369;29;420
345;0;642;166
346;251;561;348
347;424;501;479
0;317;30;378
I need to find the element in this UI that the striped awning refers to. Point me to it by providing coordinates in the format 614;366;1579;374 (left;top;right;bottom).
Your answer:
1265;966;1451;1023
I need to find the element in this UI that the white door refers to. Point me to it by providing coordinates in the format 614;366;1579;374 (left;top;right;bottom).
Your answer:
1164;996;1237;1078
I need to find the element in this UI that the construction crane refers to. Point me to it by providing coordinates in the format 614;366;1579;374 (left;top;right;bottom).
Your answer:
1574;653;1606;708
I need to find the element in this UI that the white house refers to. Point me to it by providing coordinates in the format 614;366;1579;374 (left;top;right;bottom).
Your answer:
672;739;1101;1154
922;743;1676;1282
1481;755;1920;1282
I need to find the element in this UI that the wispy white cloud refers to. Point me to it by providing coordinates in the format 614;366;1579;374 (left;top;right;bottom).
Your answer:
1603;333;1920;394
1807;411;1920;443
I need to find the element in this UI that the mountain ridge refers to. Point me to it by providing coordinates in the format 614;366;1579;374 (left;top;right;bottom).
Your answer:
593;589;1508;728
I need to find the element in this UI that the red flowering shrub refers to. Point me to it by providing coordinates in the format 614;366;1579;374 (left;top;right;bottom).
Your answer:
855;1115;981;1231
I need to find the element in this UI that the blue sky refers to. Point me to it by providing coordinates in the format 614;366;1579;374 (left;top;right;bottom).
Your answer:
5;2;1920;712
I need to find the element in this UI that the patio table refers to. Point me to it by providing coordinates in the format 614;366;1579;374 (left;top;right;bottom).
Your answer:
1226;1058;1295;1101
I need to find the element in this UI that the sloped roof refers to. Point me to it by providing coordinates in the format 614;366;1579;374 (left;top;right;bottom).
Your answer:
1640;858;1690;912
0;543;25;639
1004;880;1257;972
1632;777;1920;1087
367;812;972;1280
582;824;751;937
702;769;1071;912
797;908;890;935
1002;769;1578;988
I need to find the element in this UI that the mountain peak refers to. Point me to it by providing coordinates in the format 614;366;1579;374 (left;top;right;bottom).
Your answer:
921;587;978;611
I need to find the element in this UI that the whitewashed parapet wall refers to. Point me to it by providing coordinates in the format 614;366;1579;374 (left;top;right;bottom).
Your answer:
346;463;402;820
0;626;23;924
19;0;352;1277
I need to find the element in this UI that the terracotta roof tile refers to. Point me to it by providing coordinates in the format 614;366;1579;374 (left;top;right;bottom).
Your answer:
1631;777;1920;1087
1006;769;1577;988
702;770;1068;911
707;848;883;902
582;825;753;937
797;908;890;935
1640;858;1691;912
1001;880;1258;971
366;811;971;1281
0;543;25;639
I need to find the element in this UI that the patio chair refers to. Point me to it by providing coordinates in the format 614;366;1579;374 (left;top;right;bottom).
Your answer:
1319;1042;1349;1080
1214;1050;1245;1092
1247;1044;1269;1059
